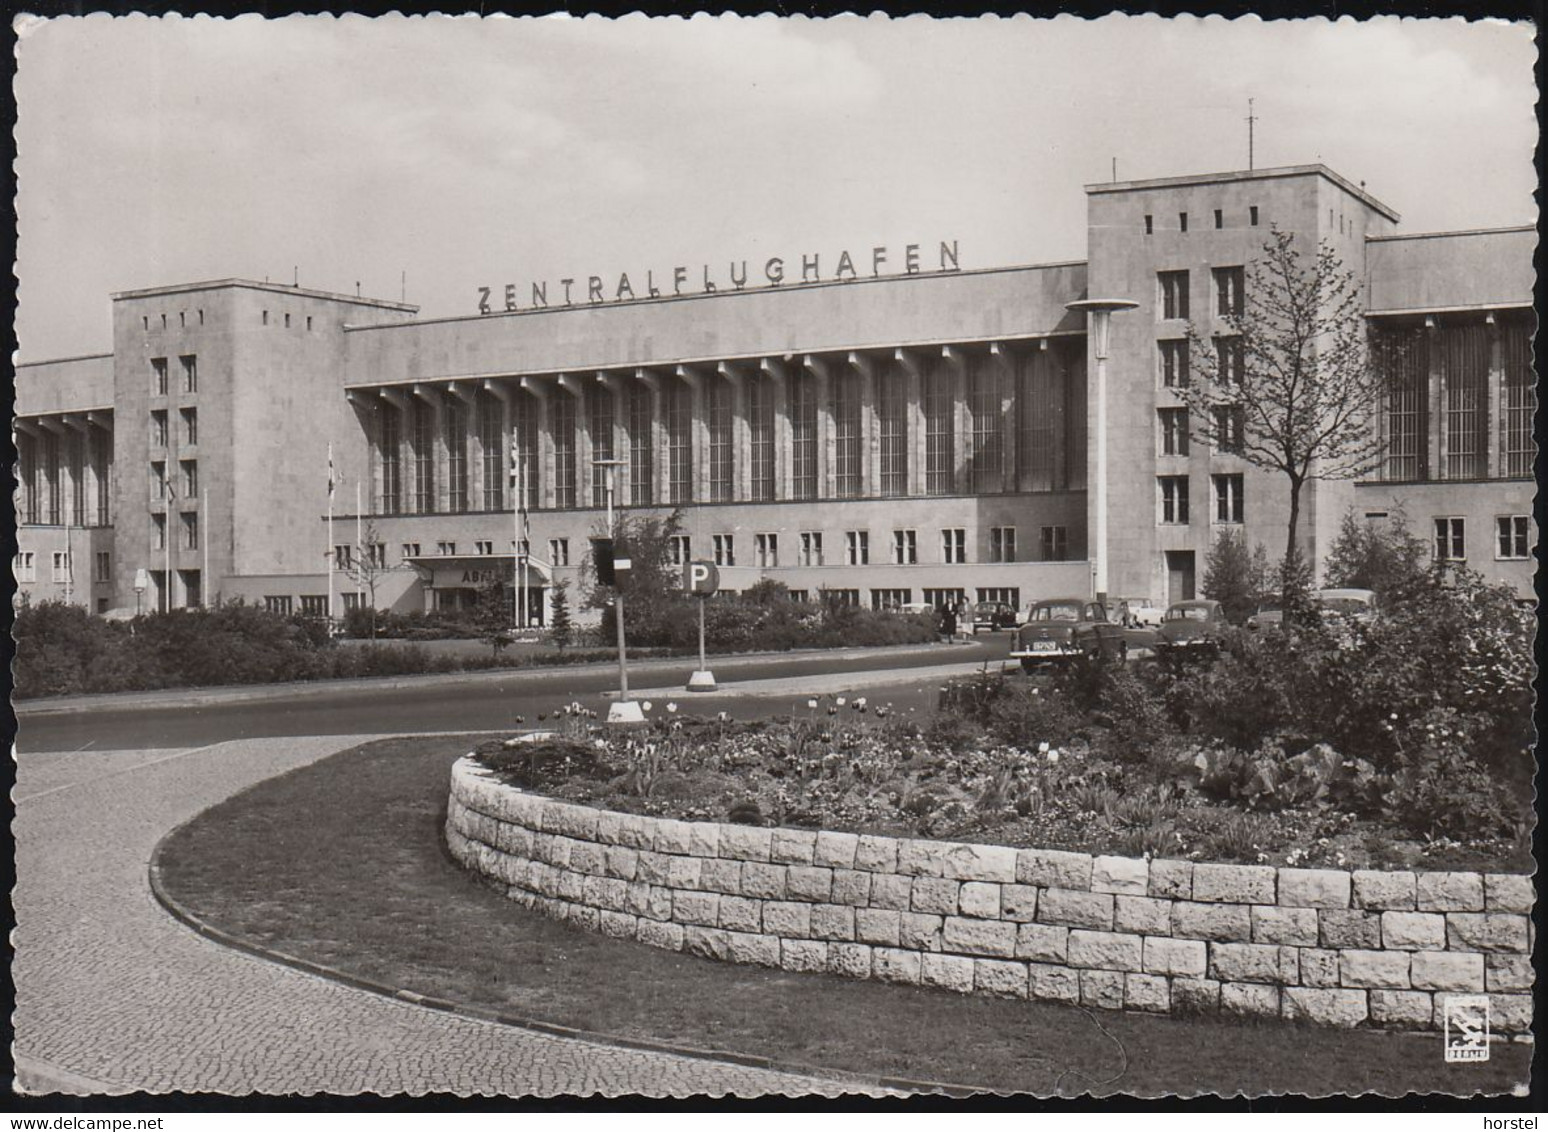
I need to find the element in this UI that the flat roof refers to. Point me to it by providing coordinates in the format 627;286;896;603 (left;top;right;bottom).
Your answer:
1367;224;1534;243
1084;163;1401;224
111;277;418;313
15;351;114;368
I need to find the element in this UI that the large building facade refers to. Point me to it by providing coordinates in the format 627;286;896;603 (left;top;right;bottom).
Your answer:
13;164;1536;621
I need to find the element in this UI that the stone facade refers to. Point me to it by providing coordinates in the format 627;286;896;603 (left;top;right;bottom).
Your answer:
446;758;1533;1033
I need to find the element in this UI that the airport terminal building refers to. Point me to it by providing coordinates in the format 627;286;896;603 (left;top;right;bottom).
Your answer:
13;162;1536;622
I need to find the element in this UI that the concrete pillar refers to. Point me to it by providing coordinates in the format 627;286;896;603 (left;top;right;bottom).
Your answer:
895;348;925;497
717;361;751;503
848;352;877;498
557;374;589;508
597;372;628;506
483;379;517;514
410;386;446;513
633;367;667;506
803;355;834;500
760;356;792;501
521;377;554;510
942;345;969;494
1486;312;1501;480
677;365;708;504
991;343;1018;491
445;381;479;513
378;388;412;514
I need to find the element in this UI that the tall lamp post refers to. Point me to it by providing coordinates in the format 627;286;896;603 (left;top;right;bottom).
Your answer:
593;457;640;724
1065;298;1138;608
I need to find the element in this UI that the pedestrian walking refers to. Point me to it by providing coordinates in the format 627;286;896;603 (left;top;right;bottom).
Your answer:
940;600;958;643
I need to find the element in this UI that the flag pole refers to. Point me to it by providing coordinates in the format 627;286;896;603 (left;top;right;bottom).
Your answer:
203;485;210;606
356;479;364;608
512;435;524;632
164;470;172;612
327;442;336;632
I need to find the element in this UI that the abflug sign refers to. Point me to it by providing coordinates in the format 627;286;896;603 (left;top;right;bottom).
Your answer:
477;240;960;315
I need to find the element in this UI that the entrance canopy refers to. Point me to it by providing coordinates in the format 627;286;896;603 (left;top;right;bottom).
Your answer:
404;553;552;590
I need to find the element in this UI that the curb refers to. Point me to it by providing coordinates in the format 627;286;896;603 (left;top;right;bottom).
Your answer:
145;824;976;1098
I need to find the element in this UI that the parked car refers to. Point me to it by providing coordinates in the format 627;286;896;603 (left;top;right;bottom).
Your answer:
1009;598;1128;671
970;600;1019;633
1156;599;1229;653
1116;597;1164;629
1314;588;1378;622
1246;596;1283;632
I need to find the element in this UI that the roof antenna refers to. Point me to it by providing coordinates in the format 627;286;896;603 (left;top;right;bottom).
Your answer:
293;265;299;288
356;281;361;298
1111;157;1117;183
1246;98;1258;170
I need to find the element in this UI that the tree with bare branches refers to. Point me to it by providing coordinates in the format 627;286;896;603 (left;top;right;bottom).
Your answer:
1177;227;1384;581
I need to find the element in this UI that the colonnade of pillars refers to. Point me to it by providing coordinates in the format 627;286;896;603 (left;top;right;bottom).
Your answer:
15;412;113;527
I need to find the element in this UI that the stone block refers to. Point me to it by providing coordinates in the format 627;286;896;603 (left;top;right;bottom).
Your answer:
1251;905;1319;946
1220;982;1281;1018
698;857;743;895
771;827;817;865
1282;987;1368;1028
1115;896;1172;936
583;875;629;913
740;862;787;900
718;895;762;933
1016;848;1093;890
1484;873;1534;914
1410;950;1484;992
975;959;1030;998
1446;913;1530;953
1277;868;1350;909
899;912;944;952
1489;994;1534;1035
652;818;693;856
873;947;922;985
1351;870;1417;911
813;830;859;869
780;939;829;973
1319;909;1381;949
599;910;638;939
855;907;902;946
1416;871;1484;912
1297;948;1340;988
618;814;653;851
869;873;912;911
635;851;672;887
593;811;624;845
1080;969;1125;1010
910;877;962;916
1193;863;1276;905
1125;973;1171;1012
727;930;782;967
763;901;811;939
854;834;899;873
1210;942;1297;985
720;824;772;863
900;839;1016;883
569;841;606;876
830;869;873;907
921;952;976;993
1091;855;1149;895
786;866;834;903
603;845;639;881
542;801;599;841
810;904;856;942
666;856;703;892
688;821;720;859
1172;901;1251;942
1037;888;1115;930
1148;858;1194;900
1172;977;1221;1014
1339;949;1410;989
1379;911;1446;951
671;890;720;927
1144;936;1207;978
959;881;1003;919
1028;962;1082;1004
683;925;733;961
942;917;1017;958
1015;923;1069;963
1000;884;1039;922
1369;989;1435;1029
636;918;685;952
1067;929;1144;972
1485;954;1534;992
827;942;873;980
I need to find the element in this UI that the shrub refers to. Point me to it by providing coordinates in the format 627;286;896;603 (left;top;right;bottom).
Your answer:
1202;529;1270;625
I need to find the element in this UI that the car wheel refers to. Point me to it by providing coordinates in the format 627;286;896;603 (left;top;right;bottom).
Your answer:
1019;658;1039;675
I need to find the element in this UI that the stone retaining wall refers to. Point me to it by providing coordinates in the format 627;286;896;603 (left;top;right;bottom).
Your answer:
446;757;1534;1034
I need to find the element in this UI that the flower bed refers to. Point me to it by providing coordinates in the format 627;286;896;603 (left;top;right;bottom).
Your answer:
446;757;1535;1034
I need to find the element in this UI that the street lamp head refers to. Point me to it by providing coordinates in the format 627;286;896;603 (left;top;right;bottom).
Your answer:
1066;297;1139;360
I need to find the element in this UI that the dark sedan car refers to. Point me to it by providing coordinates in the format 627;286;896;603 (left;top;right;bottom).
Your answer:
1009;598;1128;671
1157;599;1229;653
970;601;1019;633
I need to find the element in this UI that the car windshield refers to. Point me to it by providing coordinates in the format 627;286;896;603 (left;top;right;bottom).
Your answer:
1165;606;1210;622
1032;603;1084;622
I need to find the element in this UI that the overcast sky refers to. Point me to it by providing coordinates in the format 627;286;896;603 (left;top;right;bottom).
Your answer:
13;14;1537;361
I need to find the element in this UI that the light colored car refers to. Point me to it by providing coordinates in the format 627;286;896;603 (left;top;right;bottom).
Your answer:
1315;588;1378;622
1010;598;1127;671
1156;599;1229;653
1116;596;1164;628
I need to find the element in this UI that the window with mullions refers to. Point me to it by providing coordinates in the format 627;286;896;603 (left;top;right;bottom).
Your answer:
1496;516;1530;560
1212;473;1245;524
989;526;1016;563
1434;517;1466;562
92;430;111;526
1038;526;1068;562
664;378;693;505
1212;404;1245;454
707;377;734;503
1376;325;1428;481
845;530;869;566
832;370;862;498
445;398;469;513
1441;322;1489;480
877;360;908;495
967;357;1003;493
1159;340;1190;389
477;391;503;511
892;529;917;565
379;405;402;513
799;531;824;567
871;588;911;611
1160;476;1190;524
590;387;615;508
1159;408;1190;456
551;393;577;509
410;401;435;513
1501;318;1534;479
1213;267;1245;318
748;378;775;501
755;533;778;568
1018;352;1062;492
790;371;818;500
1214;336;1245;386
513;393;539;512
180;355;198;394
628;384;654;505
712;533;735;567
941;528;966;564
1158;271;1190;320
152;357;169;396
923;363;955;495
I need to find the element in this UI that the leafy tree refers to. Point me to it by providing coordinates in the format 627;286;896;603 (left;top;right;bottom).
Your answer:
1201;529;1269;624
339;521;400;638
1322;505;1431;604
584;509;692;645
1177;227;1385;570
473;578;511;656
548;578;574;650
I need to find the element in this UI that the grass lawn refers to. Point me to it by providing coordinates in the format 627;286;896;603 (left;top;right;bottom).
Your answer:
154;736;1532;1097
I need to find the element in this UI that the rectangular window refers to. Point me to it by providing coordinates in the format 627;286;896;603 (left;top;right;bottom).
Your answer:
436;541;456;556
401;542;420;560
747;378;775;501
989;526;1017;563
333;544;354;570
871;588;912;611
445;399;469;513
1215;336;1245;385
877;359;908;495
1250;205;1259;226
1038;526;1068;562
922;588;966;609
478;391;504;511
379;405;402;514
832;370;863;498
1160;476;1190;524
1441;322;1489;480
1213;208;1223;230
342;592;361;612
548;538;570;566
823;588;861;608
967;357;1003;493
151;461;167;501
153;514;166;551
665;377;693;505
551;394;576;509
300;595;328;617
1159;408;1190;456
845;530;869;566
411;400;435;514
1158;340;1189;389
1018;351;1061;491
512;393;538;513
152;357;168;396
1212;473;1245;523
799;531;824;567
789;371;818;500
589;388;615;509
629;384;654;506
923;362;955;494
1376;325;1428;481
941;528;966;564
1213;267;1245;317
1496;515;1530;560
1501;317;1533;479
14;552;36;583
787;590;808;603
17;434;38;524
1158;271;1190;320
180;408;197;446
707;377;734;502
366;543;386;568
977;586;1020;609
669;535;691;566
474;540;493;556
1434;517;1466;562
266;595;294;615
1178;212;1189;233
52;551;71;583
180;459;198;499
1213;404;1245;454
182;511;199;550
892;529;918;565
151;410;168;448
43;432;61;524
713;533;735;567
180;355;198;393
1144;214;1153;235
755;533;779;568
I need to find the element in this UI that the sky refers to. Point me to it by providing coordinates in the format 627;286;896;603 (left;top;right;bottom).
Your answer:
13;14;1538;361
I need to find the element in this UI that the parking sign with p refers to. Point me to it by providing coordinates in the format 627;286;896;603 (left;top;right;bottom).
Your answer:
685;559;719;597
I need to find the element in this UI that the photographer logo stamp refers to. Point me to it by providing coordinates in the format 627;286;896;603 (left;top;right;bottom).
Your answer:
1443;995;1491;1063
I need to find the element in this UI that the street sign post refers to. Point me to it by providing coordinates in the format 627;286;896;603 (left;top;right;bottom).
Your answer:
684;559;718;692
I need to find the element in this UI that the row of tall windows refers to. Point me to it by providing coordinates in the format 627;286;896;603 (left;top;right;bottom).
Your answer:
150;355;198;395
1157;473;1245;524
678;525;1069;570
16;426;113;527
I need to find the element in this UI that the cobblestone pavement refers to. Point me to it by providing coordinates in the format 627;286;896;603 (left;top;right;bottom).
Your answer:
13;735;885;1097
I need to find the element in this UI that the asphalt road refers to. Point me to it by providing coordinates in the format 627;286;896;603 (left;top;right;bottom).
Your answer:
17;636;1012;753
